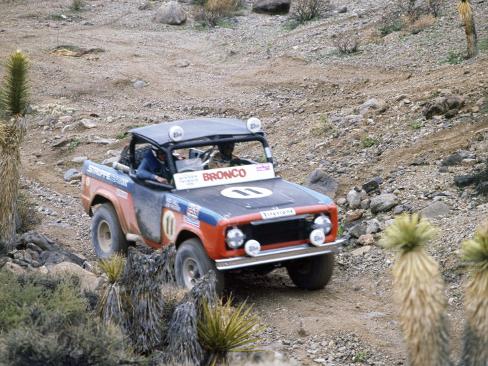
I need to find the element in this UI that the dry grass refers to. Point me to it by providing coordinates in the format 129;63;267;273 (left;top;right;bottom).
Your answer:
194;0;240;27
408;14;436;34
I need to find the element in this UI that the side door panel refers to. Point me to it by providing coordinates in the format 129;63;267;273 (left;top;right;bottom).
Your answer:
132;184;165;243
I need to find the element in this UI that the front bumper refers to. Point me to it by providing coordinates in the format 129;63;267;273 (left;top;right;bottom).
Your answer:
215;238;346;271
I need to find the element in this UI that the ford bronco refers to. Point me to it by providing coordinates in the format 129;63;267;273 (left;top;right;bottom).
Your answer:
81;118;344;291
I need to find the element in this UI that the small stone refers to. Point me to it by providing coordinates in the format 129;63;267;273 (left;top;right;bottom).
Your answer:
347;188;365;209
365;219;381;234
370;194;398;214
420;201;450;219
153;1;187;25
64;168;82;182
351;245;372;256
58;115;73;124
362;177;383;193
176;60;190;68
49;262;101;292
357;234;375;246
308;169;339;198
252;0;291;14
349;222;366;238
133;80;146;89
454;175;476;188
337;6;347;13
80;118;97;129
346;209;364;223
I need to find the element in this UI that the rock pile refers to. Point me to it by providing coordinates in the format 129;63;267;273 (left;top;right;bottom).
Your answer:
0;231;99;291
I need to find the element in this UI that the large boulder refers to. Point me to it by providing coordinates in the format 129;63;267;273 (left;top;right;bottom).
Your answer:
153;1;187;25
422;95;465;119
307;169;339;198
48;262;101;292
252;0;290;14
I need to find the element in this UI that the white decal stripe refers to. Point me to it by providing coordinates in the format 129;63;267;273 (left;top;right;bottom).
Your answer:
174;163;275;190
260;208;296;220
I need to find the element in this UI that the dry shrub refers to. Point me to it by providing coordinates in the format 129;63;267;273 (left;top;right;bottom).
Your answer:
408;14;436;34
291;0;323;23
194;0;240;26
332;33;360;54
15;190;40;234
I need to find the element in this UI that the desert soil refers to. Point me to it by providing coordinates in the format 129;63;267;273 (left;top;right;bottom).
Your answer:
1;0;488;364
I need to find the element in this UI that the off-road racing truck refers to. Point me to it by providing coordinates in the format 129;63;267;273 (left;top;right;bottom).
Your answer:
81;118;344;291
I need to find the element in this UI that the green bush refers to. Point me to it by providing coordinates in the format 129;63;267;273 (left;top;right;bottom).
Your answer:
0;270;138;365
379;18;404;36
0;271;87;332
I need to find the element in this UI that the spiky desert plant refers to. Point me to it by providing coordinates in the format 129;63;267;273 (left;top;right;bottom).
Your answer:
458;0;478;58
165;301;204;366
459;222;488;366
97;255;129;328
0;51;29;251
198;297;262;366
380;213;452;366
158;244;177;284
122;248;165;353
185;270;218;317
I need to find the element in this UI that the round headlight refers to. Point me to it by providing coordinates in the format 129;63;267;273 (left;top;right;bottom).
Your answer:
309;229;326;247
244;240;261;257
226;227;245;249
314;215;332;235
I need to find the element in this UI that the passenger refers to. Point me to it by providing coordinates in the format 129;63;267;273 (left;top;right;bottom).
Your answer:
137;147;170;184
208;142;240;169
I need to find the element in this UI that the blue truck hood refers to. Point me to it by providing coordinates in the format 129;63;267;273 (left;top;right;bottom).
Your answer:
172;178;332;219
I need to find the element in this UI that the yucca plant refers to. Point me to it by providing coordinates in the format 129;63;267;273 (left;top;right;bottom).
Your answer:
380;213;452;366
0;50;29;251
97;255;129;328
122;248;165;354
459;222;488;366
198;297;262;366
165;301;204;366
458;0;478;58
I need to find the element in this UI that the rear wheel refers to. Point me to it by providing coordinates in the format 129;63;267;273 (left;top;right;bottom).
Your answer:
286;253;334;290
91;203;128;259
175;238;224;293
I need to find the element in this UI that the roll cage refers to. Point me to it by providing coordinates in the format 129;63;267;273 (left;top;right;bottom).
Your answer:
127;133;273;182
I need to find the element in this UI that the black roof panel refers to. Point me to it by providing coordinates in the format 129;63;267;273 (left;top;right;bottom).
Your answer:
130;118;258;146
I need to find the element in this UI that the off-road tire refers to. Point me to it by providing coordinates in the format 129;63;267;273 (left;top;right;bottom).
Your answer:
175;238;224;293
91;203;128;259
286;253;334;290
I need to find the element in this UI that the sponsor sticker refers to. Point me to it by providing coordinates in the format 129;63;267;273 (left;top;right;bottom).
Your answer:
165;196;181;212
184;216;200;228
174;163;275;190
260;208;296;220
221;186;273;199
87;164;130;187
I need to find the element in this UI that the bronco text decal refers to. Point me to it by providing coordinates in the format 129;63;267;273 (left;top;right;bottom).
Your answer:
174;163;275;190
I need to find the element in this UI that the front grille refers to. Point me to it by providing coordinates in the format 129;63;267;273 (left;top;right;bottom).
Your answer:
240;215;313;246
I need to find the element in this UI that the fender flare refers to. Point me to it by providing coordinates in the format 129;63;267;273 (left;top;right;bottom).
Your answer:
89;189;129;234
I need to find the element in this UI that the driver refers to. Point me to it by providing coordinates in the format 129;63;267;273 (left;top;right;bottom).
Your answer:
208;142;239;169
136;147;170;184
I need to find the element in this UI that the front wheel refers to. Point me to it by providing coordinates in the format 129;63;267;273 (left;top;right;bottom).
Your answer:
286;253;334;290
91;203;128;259
175;238;224;293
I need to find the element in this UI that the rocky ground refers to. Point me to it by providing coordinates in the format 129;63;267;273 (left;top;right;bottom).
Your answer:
1;0;488;364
